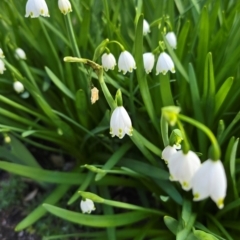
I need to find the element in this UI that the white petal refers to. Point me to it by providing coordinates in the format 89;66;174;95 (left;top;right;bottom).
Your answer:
25;0;49;18
143;53;155;74
80;199;95;214
13;81;24;93
156;52;175;75
118;51;136;74
15;48;26;60
209;160;227;209
192;160;215;201
143;19;150;35
161;145;177;164
58;0;72;14
101;53;116;71
165;32;177;49
168;150;201;191
0;59;6;74
0;48;4;58
110;106;132;139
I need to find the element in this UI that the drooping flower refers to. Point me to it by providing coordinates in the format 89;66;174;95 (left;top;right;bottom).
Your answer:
161;145;177;164
143;52;155;74
0;48;5;58
192;159;227;209
58;0;72;15
156;52;175;75
168;150;201;191
101;53;116;71
118;51;136;74
13;81;24;93
110;106;133;139
25;0;50;18
143;19;150;35
15;48;27;60
165;32;177;49
0;59;6;74
91;87;99;104
80;198;95;214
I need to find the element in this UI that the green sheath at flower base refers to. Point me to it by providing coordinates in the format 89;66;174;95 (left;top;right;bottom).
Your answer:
162;106;181;126
169;129;183;147
78;191;104;203
115;89;123;107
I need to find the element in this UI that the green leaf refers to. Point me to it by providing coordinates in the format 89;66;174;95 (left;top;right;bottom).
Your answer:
194;230;218;240
45;67;75;100
215;77;234;115
43;204;150;227
6;134;41;168
164;216;178;235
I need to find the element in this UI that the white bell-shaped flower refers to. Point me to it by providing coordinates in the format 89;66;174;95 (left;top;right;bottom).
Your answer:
165;32;177;49
0;48;4;58
0;59;6;74
192;159;227;209
118;51;136;74
156;52;175;75
25;0;50;18
13;81;24;93
143;19;150;35
168;150;201;191
110;106;133;139
15;48;27;60
161;145;177;164
101;53;116;71
58;0;72;15
143;52;155;74
80;198;95;214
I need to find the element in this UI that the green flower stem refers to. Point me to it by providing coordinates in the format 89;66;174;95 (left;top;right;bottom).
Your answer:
97;68;117;111
177;120;190;154
39;19;64;79
160;114;169;147
178;114;221;160
65;14;81;58
108;40;125;51
103;199;166;216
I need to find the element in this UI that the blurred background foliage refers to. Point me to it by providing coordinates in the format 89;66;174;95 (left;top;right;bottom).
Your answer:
0;0;240;239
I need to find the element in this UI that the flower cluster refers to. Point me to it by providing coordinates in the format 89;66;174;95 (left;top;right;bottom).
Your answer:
0;48;26;93
143;32;177;75
25;0;72;17
162;146;227;209
101;50;136;75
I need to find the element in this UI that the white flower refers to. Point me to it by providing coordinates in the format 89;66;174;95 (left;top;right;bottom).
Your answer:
0;59;6;74
156;52;175;75
168;150;201;191
192;159;227;209
143;53;155;74
143;19;150;35
165;32;177;49
13;81;24;93
101;53;116;71
15;48;27;60
80;198;95;214
0;48;4;58
118;51;136;74
110;106;133;139
161;145;177;164
25;0;50;18
58;0;72;15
